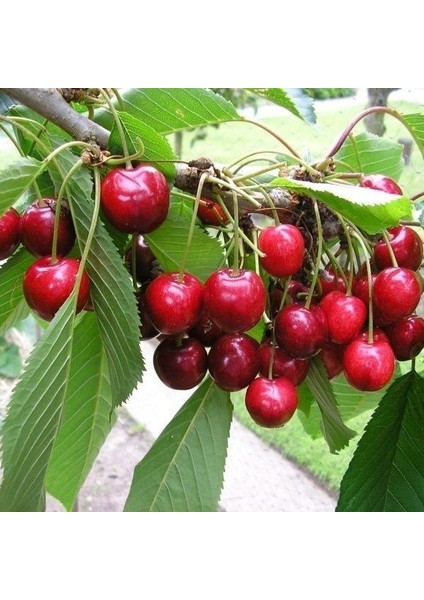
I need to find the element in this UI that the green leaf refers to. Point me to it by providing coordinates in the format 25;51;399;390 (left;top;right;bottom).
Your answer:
337;371;424;512
145;201;225;282
124;378;232;512
305;358;356;454
0;93;14;114
0;156;44;215
108;112;176;180
402;113;424;158
0;292;78;511
247;88;316;124
0;337;22;378
0;249;33;336
271;176;412;234
95;88;240;135
46;312;115;511
335;132;404;181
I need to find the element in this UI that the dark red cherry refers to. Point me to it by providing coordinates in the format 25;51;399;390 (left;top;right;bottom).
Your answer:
144;272;203;335
352;274;393;327
318;267;348;297
23;256;90;321
373;267;422;321
197;199;228;226
189;307;224;347
343;333;395;391
203;268;266;334
319;291;367;344
20;198;75;257
269;280;309;317
275;304;327;358
245;376;298;428
258;224;305;277
125;235;159;284
0;208;20;260
100;164;170;234
320;342;344;379
374;226;423;271
153;336;207;390
258;341;309;386
208;333;259;392
361;174;403;195
384;315;424;361
136;291;159;340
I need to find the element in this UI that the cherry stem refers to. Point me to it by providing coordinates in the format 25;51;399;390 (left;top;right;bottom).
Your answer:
98;88;131;169
76;166;102;285
232;157;279;175
410;191;424;202
231;190;240;275
207;174;262;209
131;235;139;291
242;118;302;159
352;231;374;344
323;172;363;182
335;214;356;295
322;240;349;289
382;230;399;267
111;88;125;111
278;276;292;312
224;149;286;172
305;199;323;309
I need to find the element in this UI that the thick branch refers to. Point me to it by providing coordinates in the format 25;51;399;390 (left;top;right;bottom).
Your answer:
1;88;110;148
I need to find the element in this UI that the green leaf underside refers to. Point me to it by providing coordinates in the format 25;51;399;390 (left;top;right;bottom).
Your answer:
402;113;424;158
108;112;176;180
271;177;412;234
337;371;424;512
335;132;404;181
0;156;44;215
124;378;232;512
145;201;225;282
247;88;316;124
46;312;115;511
48;150;143;407
0;292;78;512
95;88;240;135
0;249;33;336
305;358;356;454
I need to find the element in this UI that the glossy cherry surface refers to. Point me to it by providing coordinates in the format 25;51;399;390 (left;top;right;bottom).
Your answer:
23;256;90;321
208;333;259;392
136;291;159;340
275;304;327;358
374;226;423;271
245;376;298;428
384;315;424;361
144;272;203;335
361;174;403;195
269;280;309;317
319;291;367;344
153;336;207;390
100;164;170;234
125;235;158;283
203;268;266;334
20;199;75;257
258;224;305;277
318;267;348;297
352;274;393;327
320;342;344;379
189;307;224;347
0;208;20;260
197;199;228;226
343;332;395;391
373;267;422;321
258;341;309;386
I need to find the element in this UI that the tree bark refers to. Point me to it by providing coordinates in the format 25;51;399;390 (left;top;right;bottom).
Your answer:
364;88;398;136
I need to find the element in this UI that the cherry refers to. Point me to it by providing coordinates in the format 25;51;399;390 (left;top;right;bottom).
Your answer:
144;272;203;335
320;342;344;379
258;224;305;277
343;332;395;391
245;376;298;428
258;340;309;386
197;199;228;226
136;290;159;340
23;256;90;321
208;333;259;392
125;235;159;284
373;226;423;271
319;291;367;344
153;336;207;390
275;304;327;358
318;267;348;297
20;199;75;257
100;164;170;234
361;174;403;195
373;267;422;321
189;307;224;347
0;208;20;260
203;268;266;334
384;315;424;361
269;280;309;317
352;274;393;327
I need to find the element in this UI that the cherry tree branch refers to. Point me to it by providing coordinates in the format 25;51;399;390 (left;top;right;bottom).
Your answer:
1;88;110;148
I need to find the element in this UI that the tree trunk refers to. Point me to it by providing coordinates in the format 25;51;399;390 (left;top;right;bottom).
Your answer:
364;88;398;136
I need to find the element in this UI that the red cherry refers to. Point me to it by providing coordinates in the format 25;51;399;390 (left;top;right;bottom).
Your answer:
319;291;367;344
352;274;393;327
203;268;266;334
153;336;207;390
343;333;395;391
275;304;327;358
23;256;90;321
0;208;20;260
208;333;259;391
384;315;424;361
197;199;228;226
361;174;403;195
374;226;423;272
245;376;298;428
318;267;348;297
19;199;75;257
136;291;158;340
189;307;224;347
258;341;309;385
373;267;422;321
125;235;159;284
258;224;305;277
269;280;309;317
100;164;170;234
320;342;344;379
144;272;203;335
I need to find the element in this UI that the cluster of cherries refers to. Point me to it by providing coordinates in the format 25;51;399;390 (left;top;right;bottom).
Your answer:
1;164;423;430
